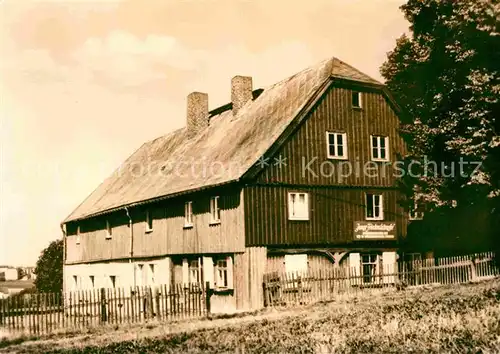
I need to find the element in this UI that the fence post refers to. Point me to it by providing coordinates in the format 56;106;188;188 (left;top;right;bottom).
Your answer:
470;256;478;282
100;288;107;323
205;281;211;317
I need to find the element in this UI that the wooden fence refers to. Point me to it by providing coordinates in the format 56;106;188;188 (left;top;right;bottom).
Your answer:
0;282;210;335
263;252;499;307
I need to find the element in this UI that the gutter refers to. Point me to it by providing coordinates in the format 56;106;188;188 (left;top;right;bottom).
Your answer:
124;206;135;287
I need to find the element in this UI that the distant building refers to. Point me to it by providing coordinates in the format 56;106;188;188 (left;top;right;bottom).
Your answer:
0;267;18;281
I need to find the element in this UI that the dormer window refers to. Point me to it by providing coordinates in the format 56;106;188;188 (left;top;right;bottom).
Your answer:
352;92;362;108
145;210;153;233
105;220;112;239
210;196;221;224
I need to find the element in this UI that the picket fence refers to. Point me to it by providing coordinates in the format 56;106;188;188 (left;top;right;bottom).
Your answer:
0;282;210;335
263;252;499;306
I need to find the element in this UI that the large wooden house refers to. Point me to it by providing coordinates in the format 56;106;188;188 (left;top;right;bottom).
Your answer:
62;57;410;312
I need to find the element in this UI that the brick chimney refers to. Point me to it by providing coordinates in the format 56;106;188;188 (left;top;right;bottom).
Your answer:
186;92;209;138
231;76;253;115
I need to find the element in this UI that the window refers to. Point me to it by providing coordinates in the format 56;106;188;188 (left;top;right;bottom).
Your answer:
109;275;116;288
409;200;424;220
148;264;155;285
284;254;308;274
210;196;220;224
366;193;384;220
189;259;200;284
214;256;234;289
76;225;81;245
216;259;228;287
370;135;389;161
136;264;144;287
184;201;193;227
288;192;309;220
73;275;78;290
352;91;362;108
362;254;379;284
145;210;153;232
105;220;112;239
89;275;95;288
326;132;348;159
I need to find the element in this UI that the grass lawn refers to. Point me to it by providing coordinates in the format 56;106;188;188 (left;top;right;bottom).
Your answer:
1;279;499;353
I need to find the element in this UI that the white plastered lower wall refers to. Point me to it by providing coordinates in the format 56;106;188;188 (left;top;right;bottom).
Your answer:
64;257;171;293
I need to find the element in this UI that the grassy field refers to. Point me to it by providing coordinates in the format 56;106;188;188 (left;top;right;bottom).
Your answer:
1;279;499;353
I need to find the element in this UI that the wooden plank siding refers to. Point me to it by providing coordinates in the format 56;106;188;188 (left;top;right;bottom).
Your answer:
66;186;245;264
244;83;407;248
244;185;405;247
255;83;405;187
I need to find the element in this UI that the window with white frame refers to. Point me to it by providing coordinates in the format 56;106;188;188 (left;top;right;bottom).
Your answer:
89;275;95;288
214;256;233;289
288;192;309;220
409;200;424;220
365;193;384;220
76;225;81;245
72;275;78;290
189;259;200;284
352;91;362;108
145;210;153;232
210;196;220;224
105;220;112;239
216;259;228;287
148;264;155;285
361;254;379;284
326;132;348;159
184;201;193;227
370;135;389;161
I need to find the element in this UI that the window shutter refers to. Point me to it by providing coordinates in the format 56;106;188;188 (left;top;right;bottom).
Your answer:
202;257;214;288
226;256;234;289
349;253;361;285
382;251;397;284
182;259;189;286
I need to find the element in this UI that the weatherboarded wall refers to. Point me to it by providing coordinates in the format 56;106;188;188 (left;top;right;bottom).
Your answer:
65;186;245;264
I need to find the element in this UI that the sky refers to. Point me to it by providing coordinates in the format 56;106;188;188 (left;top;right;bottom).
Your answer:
0;0;409;267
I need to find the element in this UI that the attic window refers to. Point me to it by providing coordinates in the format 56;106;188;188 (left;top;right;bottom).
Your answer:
146;210;153;233
76;225;81;245
105;220;112;239
210;196;220;224
352;92;362;108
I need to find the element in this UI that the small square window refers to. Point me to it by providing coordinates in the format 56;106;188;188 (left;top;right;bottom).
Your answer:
145;210;153;233
326;132;348;159
366;193;384;220
370;135;389;161
352;92;362;108
184;201;193;227
105;220;112;239
210;196;220;224
288;192;309;220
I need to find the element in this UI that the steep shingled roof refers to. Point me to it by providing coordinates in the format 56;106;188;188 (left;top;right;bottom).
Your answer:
64;57;382;222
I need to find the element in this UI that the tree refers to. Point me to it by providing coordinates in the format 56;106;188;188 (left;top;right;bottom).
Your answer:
34;239;63;293
381;0;500;256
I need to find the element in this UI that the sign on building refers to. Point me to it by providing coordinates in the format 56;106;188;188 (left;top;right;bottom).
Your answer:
353;221;396;240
